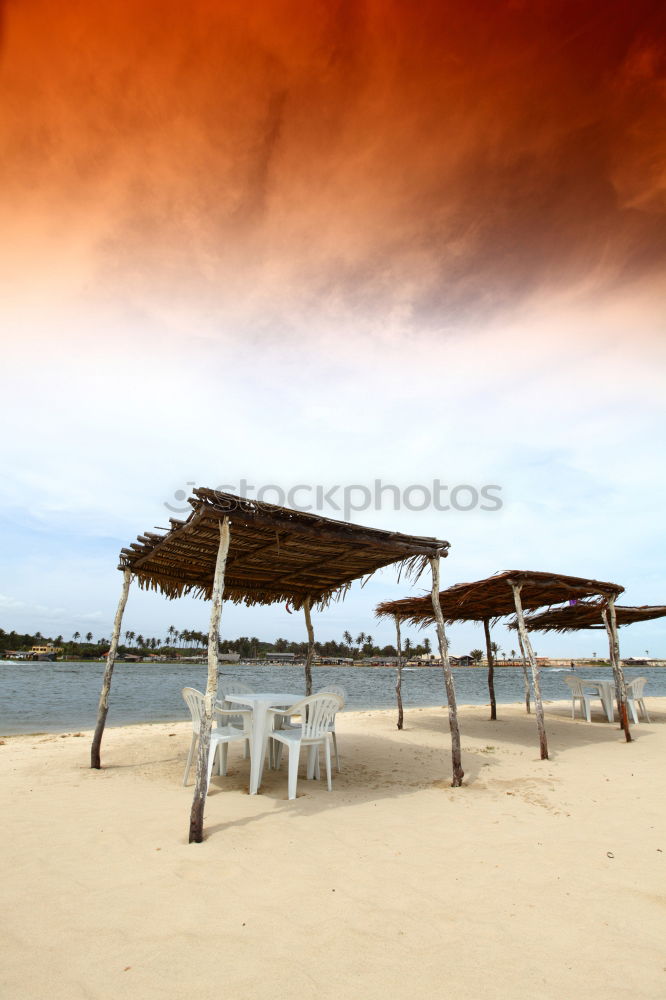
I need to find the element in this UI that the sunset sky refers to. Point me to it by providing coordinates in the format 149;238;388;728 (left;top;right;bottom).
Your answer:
1;0;665;656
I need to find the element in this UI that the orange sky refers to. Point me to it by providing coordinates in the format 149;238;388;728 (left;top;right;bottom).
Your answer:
1;0;664;335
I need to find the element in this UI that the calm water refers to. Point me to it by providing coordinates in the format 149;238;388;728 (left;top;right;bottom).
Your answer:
1;660;664;735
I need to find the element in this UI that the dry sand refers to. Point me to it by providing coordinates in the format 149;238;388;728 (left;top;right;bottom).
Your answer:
2;700;665;1000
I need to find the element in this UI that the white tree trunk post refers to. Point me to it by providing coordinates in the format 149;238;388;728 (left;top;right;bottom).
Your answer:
602;597;631;742
510;582;548;759
483;617;497;721
189;518;231;844
394;614;404;730
430;555;464;786
303;596;315;696
516;629;531;714
91;568;132;769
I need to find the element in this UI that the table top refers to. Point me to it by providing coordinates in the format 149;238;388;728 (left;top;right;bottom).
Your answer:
226;692;302;707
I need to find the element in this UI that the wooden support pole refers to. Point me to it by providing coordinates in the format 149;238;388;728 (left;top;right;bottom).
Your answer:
430;556;464;786
394;614;404;730
483;617;497;722
303;596;315;696
602;597;632;742
516;629;531;714
91;568;132;769
510;582;548;760
189;518;230;844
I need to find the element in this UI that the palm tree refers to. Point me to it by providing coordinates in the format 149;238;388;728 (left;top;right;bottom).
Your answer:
470;649;484;665
364;634;373;654
510;648;517;663
85;632;93;643
72;631;80;643
404;638;412;658
424;637;431;654
343;631;353;653
356;632;366;652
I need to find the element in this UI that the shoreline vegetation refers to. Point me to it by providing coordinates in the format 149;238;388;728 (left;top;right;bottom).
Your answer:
2;627;660;666
2;625;406;661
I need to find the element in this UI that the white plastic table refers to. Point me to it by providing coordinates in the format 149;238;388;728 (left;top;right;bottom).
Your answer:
226;691;301;794
580;678;615;721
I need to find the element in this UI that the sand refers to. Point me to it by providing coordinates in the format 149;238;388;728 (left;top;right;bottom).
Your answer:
1;699;665;1000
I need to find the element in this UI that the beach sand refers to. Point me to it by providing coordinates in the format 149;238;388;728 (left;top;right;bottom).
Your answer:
2;700;665;1000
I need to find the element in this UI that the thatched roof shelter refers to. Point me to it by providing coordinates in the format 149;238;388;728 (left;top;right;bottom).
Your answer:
94;488;455;843
375;570;624;626
376;570;628;759
516;601;666;633
119;488;449;607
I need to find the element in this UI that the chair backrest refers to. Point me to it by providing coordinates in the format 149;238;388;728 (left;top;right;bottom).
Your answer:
316;684;347;708
563;675;585;696
626;676;647;698
182;687;205;731
217;681;255;727
183;685;246;730
286;693;343;738
222;680;254;698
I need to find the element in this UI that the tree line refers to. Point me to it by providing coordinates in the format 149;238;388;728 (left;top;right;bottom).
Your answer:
2;626;443;660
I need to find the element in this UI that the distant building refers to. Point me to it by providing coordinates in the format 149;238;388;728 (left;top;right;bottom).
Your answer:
4;644;64;661
410;654;476;667
450;655;475;667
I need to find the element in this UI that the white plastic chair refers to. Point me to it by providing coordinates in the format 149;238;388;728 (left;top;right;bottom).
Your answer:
316;684;347;772
266;693;343;800
625;677;650;723
219;681;255;757
563;675;604;722
181;687;252;789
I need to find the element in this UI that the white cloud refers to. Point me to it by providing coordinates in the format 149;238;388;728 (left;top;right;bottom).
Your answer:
1;280;664;656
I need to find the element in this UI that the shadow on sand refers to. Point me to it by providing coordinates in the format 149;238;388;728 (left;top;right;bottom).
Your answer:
91;700;664;839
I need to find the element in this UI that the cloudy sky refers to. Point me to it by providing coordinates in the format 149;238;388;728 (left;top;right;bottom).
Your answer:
1;0;665;657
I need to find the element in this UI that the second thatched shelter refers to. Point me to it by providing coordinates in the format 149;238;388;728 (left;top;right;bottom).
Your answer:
377;570;626;760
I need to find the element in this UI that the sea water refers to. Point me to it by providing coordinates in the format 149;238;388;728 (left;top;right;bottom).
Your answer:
1;660;664;735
